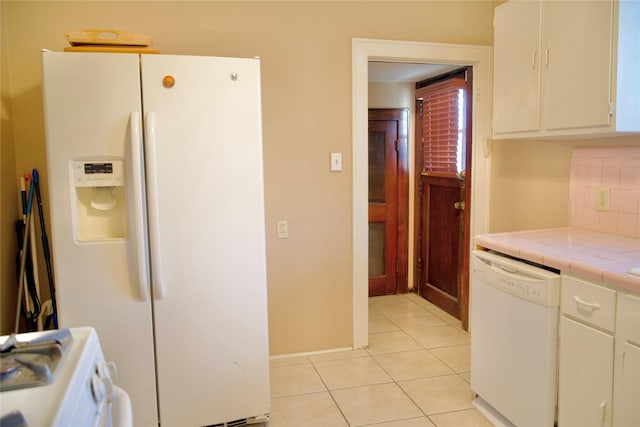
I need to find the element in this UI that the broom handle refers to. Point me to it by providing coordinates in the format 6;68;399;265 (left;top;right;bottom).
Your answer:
15;178;35;333
33;168;58;329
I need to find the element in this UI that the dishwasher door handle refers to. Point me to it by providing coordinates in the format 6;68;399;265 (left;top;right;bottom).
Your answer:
495;264;519;274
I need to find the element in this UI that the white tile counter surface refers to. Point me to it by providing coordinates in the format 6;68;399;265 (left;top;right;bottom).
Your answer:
475;227;640;293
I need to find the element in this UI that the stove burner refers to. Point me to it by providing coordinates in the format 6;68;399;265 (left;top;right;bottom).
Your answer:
0;328;72;391
0;359;20;378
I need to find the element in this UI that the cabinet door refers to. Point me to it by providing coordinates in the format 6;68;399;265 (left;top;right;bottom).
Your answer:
613;293;640;426
613;342;640;426
559;317;614;427
492;0;541;134
542;0;613;131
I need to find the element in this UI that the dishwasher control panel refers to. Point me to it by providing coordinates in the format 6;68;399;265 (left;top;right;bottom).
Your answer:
472;250;561;307
496;274;548;303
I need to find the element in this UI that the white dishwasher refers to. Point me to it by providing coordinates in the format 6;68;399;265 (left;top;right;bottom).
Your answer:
470;250;560;427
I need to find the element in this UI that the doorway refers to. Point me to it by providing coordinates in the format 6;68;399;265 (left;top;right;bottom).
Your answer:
368;108;409;297
352;39;492;349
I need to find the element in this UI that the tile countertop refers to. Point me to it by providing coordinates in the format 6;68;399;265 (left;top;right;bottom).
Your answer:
474;227;640;294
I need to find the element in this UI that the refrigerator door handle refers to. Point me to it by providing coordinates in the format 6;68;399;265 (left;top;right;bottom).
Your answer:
130;111;149;301
144;112;165;299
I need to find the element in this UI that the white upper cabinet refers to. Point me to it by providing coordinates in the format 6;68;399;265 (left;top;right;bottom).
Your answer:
492;0;541;134
492;0;640;139
542;0;612;132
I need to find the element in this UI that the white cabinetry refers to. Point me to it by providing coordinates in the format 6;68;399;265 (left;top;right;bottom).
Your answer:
559;275;615;427
492;0;640;139
613;293;640;426
492;0;540;134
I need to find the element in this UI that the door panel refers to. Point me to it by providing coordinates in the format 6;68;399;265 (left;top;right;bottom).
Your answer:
419;175;463;316
367;108;409;297
368;120;398;296
415;68;472;327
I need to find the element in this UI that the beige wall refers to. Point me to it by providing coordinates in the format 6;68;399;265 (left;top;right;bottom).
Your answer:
489;139;573;232
369;82;414;110
1;1;494;352
1;2;19;335
489;135;640;233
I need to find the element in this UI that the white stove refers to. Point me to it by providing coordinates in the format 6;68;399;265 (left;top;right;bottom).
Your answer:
0;327;132;427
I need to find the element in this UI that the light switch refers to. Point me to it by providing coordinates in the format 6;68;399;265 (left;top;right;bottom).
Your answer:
276;220;288;239
330;152;342;172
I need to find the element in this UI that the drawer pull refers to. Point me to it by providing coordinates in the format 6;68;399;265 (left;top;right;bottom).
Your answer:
573;296;601;311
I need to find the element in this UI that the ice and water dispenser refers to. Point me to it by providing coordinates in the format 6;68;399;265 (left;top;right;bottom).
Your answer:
72;159;127;241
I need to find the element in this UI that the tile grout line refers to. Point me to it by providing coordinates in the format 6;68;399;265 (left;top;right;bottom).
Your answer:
370;310;470;374
365;303;471;426
307;355;353;426
270;295;485;426
368;297;475;425
366;342;434;425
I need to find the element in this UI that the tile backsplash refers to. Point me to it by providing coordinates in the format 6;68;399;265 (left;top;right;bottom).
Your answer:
570;147;640;238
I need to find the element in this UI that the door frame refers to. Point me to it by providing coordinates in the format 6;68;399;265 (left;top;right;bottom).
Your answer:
352;38;492;349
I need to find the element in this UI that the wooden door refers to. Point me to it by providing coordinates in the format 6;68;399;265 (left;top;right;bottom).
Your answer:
368;109;409;296
419;174;465;315
415;69;472;328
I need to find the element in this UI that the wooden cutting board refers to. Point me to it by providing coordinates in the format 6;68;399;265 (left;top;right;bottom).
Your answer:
65;29;152;47
64;45;159;54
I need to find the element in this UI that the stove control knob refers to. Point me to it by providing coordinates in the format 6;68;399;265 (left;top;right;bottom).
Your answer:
91;373;114;403
96;361;118;380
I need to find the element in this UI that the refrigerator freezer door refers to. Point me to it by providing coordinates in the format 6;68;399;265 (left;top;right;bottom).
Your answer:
140;55;270;426
41;52;158;427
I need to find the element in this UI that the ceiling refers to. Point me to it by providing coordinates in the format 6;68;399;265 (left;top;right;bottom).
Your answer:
368;61;462;83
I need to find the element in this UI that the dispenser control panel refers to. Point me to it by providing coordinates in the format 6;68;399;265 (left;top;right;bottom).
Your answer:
73;160;124;187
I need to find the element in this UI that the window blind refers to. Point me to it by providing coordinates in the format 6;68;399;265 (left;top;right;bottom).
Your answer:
417;78;466;175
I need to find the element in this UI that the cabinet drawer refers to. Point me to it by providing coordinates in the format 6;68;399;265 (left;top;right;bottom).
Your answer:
561;275;616;332
618;293;640;345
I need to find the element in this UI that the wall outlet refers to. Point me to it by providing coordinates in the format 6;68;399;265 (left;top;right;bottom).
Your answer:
596;186;610;211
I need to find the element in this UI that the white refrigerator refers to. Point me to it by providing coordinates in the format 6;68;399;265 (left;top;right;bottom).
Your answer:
41;51;271;427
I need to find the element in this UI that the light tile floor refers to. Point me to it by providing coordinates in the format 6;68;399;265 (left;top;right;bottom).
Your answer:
264;293;493;427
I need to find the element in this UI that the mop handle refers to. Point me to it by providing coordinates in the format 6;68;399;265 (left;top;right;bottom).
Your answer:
33;168;59;329
15;178;35;333
17;176;30;317
20;177;27;221
32;170;52;262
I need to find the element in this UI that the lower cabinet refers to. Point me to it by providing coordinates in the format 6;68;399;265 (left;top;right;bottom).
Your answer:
613;293;640;426
559;274;616;427
559;274;640;426
558;316;614;427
